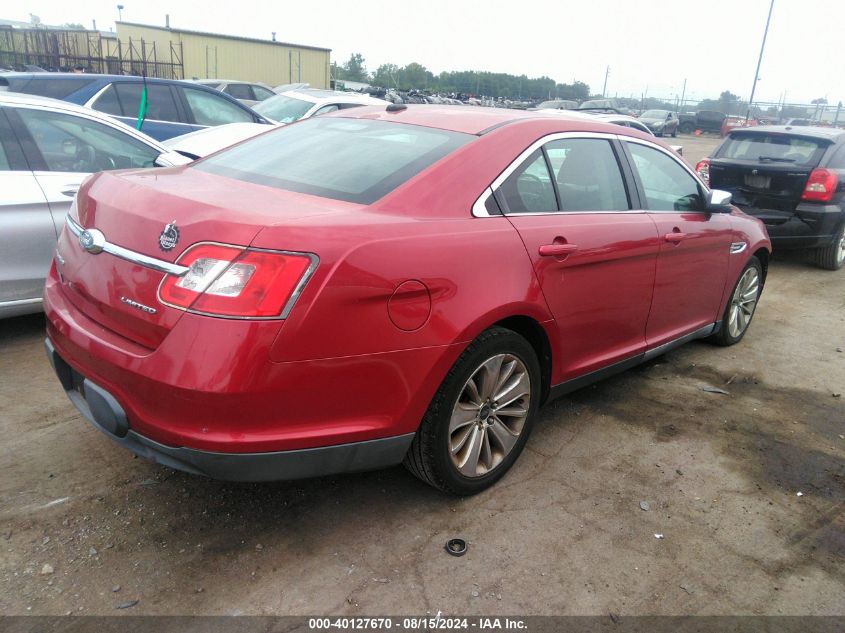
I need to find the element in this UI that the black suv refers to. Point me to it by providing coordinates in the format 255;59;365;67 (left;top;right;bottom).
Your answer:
697;126;845;270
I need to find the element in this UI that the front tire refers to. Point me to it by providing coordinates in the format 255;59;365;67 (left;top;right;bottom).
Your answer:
709;256;763;346
404;327;541;495
813;223;845;270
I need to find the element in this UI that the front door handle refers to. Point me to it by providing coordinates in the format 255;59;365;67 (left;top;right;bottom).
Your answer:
538;243;579;257
61;188;79;198
664;231;688;243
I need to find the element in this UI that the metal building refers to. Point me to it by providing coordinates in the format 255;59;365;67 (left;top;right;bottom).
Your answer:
116;21;331;88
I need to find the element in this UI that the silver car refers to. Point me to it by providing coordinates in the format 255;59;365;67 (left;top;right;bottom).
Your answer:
0;92;189;318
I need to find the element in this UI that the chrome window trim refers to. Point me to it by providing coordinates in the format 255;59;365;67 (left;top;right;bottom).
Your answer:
66;215;190;276
471;131;636;218
471;131;711;218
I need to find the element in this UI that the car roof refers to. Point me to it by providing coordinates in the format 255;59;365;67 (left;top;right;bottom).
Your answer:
329;104;650;136
0;91;167;148
192;79;267;86
280;89;387;107
730;125;845;141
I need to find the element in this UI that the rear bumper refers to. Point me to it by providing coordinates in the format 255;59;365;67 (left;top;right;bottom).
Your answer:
737;203;843;250
45;338;415;481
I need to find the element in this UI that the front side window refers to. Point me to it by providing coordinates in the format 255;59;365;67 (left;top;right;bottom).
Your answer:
254;94;314;123
195;117;472;204
498;150;557;213
17;108;159;173
626;142;703;211
313;104;340;117
182;88;254;126
547;138;629;211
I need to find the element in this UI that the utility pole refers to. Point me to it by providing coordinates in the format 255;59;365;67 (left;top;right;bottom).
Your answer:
746;0;775;122
602;66;610;97
678;78;687;112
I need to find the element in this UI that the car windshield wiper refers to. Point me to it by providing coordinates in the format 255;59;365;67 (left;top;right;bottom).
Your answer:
758;155;796;163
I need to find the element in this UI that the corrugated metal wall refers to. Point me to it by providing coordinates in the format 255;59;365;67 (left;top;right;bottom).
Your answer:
116;22;330;88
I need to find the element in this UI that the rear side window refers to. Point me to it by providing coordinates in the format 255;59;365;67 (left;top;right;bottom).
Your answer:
224;84;253;100
253;86;275;101
498;138;630;213
3;77;94;99
717;133;827;167
547;139;629;211
92;83;181;122
195;117;473;204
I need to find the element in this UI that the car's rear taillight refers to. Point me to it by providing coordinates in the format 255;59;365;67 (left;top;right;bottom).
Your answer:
695;158;711;187
159;243;316;318
801;168;838;203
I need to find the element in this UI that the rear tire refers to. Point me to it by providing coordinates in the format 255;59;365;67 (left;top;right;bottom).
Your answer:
709;256;763;346
812;223;845;270
403;327;541;495
680;123;695;134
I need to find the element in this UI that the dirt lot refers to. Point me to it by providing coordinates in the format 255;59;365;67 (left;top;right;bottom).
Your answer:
1;146;843;615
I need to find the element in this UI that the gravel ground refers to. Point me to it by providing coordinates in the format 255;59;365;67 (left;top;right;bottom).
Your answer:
1;169;843;615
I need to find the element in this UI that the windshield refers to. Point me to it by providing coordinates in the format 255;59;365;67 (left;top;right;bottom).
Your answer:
194;117;473;204
718;133;826;166
254;94;314;123
641;110;668;118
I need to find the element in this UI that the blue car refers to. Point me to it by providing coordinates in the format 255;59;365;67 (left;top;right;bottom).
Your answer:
0;73;271;141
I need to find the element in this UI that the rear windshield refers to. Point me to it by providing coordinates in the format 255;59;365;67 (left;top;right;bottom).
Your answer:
0;77;95;99
718;133;827;166
194;117;473;204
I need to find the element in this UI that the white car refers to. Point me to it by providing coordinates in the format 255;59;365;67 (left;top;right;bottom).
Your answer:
163;121;271;159
189;80;277;107
565;111;684;156
0;92;189;318
254;88;389;124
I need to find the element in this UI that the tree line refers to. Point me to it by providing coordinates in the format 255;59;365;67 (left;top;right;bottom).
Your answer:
331;53;590;101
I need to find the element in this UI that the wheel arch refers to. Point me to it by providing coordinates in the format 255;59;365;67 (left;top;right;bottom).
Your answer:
753;247;769;286
491;315;554;405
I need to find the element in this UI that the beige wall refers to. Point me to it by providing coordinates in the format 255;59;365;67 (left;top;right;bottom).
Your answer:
116;22;330;88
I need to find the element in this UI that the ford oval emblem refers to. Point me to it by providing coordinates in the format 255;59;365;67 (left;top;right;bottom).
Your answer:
159;221;180;252
78;228;105;254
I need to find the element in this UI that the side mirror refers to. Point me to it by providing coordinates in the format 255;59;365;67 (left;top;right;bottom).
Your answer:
706;189;732;212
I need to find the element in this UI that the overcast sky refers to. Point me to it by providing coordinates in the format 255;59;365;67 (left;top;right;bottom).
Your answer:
8;0;842;105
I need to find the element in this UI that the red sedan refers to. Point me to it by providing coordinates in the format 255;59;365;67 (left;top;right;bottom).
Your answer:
44;106;771;495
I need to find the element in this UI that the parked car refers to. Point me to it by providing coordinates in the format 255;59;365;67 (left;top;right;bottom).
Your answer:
573;111;683;155
720;115;758;137
254;88;389;123
678;110;726;135
534;99;578;111
189;79;276;106
696;125;845;270
44;106;770;495
577;98;628;114
638;109;679;137
0;73;271;141
0;92;189;318
163;122;271;159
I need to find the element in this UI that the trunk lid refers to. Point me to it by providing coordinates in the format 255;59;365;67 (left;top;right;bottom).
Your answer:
56;167;351;349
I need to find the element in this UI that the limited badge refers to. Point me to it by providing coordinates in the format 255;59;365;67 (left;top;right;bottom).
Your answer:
159;221;180;252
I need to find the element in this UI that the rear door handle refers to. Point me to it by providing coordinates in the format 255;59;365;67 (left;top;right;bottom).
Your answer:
664;232;688;243
538;243;579;257
61;187;79;198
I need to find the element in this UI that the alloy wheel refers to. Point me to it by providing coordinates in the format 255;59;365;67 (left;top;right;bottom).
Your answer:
448;354;531;478
727;267;760;338
837;232;845;266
